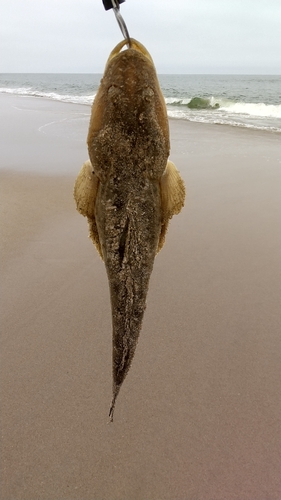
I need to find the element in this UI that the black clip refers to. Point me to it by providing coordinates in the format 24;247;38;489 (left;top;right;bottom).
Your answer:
102;0;125;11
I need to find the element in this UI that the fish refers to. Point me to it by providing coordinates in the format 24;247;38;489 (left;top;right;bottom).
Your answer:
74;38;185;420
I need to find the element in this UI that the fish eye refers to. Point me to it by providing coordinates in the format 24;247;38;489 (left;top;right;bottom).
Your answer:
108;85;121;102
142;87;154;101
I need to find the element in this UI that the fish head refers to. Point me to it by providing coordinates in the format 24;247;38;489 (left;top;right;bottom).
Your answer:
87;38;170;178
104;38;164;105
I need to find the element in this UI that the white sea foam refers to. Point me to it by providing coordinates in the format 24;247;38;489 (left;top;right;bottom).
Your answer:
220;101;281;118
166;108;281;133
164;96;281;119
0;87;95;106
164;95;281;132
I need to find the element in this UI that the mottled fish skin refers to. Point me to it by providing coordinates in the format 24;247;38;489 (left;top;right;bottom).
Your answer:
74;39;185;420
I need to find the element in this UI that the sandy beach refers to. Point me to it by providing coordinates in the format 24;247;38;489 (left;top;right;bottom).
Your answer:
1;93;281;500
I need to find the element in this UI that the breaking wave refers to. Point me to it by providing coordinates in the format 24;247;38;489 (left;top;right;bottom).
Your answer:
165;96;281;118
164;95;281;132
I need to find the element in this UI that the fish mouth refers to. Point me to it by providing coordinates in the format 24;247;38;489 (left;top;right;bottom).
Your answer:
106;38;154;67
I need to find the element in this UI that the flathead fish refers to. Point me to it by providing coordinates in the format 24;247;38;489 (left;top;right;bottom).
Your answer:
74;39;185;420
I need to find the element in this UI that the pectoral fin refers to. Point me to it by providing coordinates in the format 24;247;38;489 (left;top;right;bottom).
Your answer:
158;160;185;252
74;160;103;259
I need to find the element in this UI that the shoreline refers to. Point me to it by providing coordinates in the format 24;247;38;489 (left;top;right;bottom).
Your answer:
0;92;280;142
0;92;280;179
1;92;281;499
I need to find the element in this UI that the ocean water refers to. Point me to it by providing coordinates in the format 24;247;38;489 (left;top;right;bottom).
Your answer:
0;73;280;133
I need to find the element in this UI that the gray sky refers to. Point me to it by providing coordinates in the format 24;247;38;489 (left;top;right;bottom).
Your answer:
1;0;280;73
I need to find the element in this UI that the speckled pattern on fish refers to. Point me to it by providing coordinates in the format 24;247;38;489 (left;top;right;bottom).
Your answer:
74;39;185;420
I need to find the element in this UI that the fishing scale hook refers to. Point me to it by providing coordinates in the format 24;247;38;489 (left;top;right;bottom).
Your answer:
102;0;132;48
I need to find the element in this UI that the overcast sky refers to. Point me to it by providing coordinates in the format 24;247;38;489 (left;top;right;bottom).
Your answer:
1;0;280;74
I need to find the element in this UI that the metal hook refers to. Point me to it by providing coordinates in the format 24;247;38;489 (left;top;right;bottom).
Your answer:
103;0;132;48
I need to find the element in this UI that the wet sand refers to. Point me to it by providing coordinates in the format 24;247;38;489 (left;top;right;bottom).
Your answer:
1;94;281;499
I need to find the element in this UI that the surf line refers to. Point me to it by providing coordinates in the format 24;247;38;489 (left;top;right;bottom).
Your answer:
38;115;88;134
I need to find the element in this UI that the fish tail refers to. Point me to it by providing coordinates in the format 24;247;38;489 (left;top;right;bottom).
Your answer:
109;383;121;422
